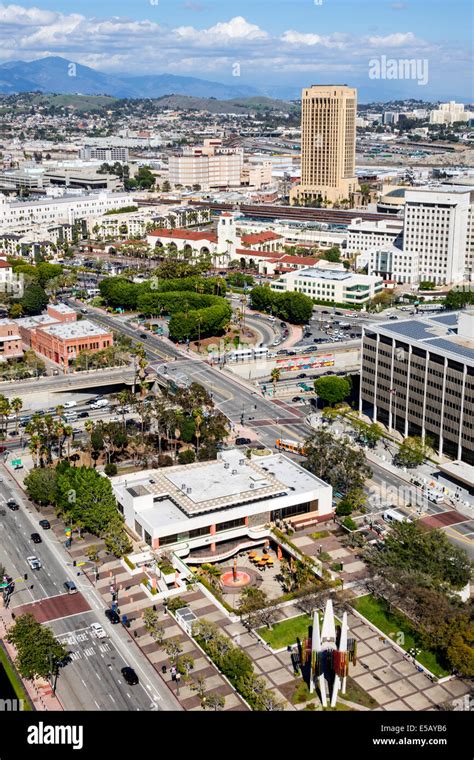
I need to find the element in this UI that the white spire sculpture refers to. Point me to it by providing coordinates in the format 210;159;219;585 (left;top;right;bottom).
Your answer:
307;599;356;708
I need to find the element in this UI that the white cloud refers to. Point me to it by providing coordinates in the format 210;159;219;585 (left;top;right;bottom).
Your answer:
366;32;418;47
174;16;268;46
0;3;467;95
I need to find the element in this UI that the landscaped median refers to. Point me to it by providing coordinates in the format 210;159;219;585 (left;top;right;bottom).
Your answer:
0;643;33;711
352;594;451;679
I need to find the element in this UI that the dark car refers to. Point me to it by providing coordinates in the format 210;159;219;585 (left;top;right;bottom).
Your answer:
6;500;19;511
235;437;251;446
139;333;148;339
31;533;42;544
121;667;139;686
292;396;303;403
389;315;399;320
39;519;51;530
57;654;73;668
297;373;306;379
105;609;120;624
78;411;89;418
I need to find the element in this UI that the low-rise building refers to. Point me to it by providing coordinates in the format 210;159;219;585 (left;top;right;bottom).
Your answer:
31;319;113;368
0;319;23;360
271;265;384;304
111;448;332;555
346;216;404;256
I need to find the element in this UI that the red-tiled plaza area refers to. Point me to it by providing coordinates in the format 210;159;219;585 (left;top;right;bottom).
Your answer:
13;592;91;624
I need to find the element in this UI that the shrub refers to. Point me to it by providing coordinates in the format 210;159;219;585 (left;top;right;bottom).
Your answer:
104;462;118;476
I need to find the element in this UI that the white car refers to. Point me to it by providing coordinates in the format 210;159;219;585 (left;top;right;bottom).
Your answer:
27;556;41;570
63;401;77;409
90;622;106;639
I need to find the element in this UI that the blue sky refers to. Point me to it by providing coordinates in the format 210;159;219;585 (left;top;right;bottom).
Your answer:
1;1;473;100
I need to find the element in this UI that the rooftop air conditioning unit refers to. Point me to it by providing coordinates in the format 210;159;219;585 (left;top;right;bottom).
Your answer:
181;483;186;490
250;482;255;489
239;459;245;466
232;469;237;475
186;487;192;494
224;462;230;469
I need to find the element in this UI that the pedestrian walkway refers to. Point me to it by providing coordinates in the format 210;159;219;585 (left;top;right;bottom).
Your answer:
92;562;248;711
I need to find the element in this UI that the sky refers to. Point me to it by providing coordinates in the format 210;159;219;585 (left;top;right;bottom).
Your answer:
0;0;473;100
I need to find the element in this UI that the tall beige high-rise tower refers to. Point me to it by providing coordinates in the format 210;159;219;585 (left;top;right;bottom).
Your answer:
290;84;358;206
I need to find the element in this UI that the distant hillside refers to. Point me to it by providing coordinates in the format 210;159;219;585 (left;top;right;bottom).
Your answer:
0;91;295;116
0;56;263;100
150;94;296;113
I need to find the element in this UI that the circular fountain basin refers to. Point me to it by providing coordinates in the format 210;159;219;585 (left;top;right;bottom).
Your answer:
220;569;251;588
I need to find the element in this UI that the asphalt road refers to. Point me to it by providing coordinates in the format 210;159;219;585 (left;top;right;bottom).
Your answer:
0;469;180;711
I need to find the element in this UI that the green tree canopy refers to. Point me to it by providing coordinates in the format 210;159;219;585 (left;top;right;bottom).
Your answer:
20;282;48;315
7;613;68;680
314;375;351;406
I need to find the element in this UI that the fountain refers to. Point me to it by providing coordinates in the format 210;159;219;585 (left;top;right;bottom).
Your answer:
220;558;252;589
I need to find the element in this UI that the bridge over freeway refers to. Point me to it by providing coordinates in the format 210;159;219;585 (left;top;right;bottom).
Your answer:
0;366;157;397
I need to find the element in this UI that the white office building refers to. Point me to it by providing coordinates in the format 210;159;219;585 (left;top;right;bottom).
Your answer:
271;265;384;305
430;102;474;125
347;217;404;256
0;191;130;232
110;449;332;556
169;139;243;190
79;146;129;162
403;187;472;285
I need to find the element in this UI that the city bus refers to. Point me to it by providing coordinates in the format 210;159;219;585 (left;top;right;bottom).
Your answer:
275;438;306;455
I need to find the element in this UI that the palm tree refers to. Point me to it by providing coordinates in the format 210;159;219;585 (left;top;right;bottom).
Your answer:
84;420;94;466
271;368;281;397
54;419;65;460
0;396;11;437
200;564;222;589
10;397;23;435
29;433;42;469
63;425;74;462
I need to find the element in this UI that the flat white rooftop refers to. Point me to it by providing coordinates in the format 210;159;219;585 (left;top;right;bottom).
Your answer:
49;303;76;314
113;448;329;519
40;319;110;339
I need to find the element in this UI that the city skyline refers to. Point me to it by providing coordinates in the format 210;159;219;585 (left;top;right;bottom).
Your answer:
0;1;472;101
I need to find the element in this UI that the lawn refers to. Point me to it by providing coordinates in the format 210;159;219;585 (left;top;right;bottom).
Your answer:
310;530;330;540
352;595;450;678
258;613;316;649
0;645;32;710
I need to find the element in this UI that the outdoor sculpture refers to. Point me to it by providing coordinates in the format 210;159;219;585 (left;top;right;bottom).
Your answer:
306;599;357;707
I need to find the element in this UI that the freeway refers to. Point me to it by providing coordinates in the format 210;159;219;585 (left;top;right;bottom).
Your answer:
0;468;180;711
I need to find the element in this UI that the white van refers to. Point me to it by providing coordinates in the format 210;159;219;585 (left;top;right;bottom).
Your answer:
64;412;77;422
91;399;109;409
382;509;412;524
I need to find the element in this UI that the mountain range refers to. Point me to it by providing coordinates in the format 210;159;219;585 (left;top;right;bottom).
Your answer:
0;56;263;100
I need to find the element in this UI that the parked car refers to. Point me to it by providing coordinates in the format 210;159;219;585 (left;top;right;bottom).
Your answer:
235;437;251;446
292;396;303;403
297;373;307;379
105;609;120;624
121;667;139;686
389;315;399;320
39;519;51;530
6;500;19;511
139;333;148;340
27;556;41;570
64;580;78;595
30;533;42;544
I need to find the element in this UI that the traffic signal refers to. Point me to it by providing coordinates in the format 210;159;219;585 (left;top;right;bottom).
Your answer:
73;560;76;567
24;573;28;581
